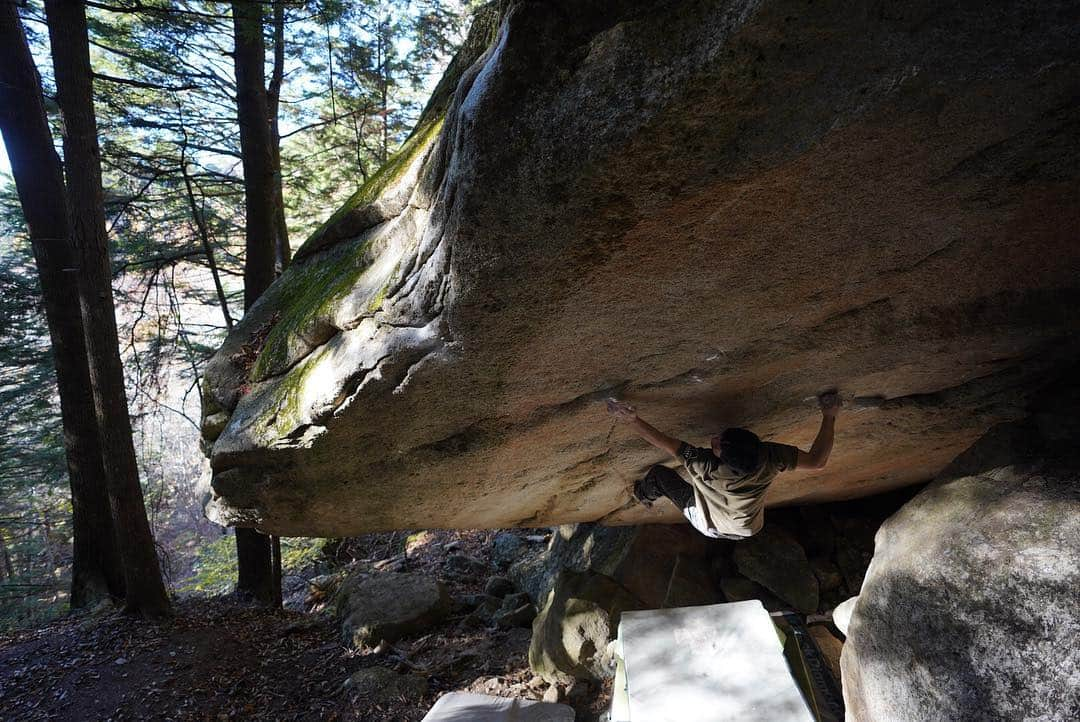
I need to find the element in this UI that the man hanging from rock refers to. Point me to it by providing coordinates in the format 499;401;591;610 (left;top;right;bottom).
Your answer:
606;392;841;540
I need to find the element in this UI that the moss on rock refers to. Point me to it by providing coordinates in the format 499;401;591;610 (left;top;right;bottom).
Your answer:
248;114;445;383
259;341;330;440
250;239;376;382
295;117;445;260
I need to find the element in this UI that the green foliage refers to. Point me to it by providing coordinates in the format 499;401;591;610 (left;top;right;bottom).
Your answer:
282;1;470;241
0;200;73;632
179;533;237;595
179;534;325;595
0;584;69;634
280;537;325;570
410;0;476;74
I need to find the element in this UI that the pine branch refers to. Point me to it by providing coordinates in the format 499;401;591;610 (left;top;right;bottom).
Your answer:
92;71;197;92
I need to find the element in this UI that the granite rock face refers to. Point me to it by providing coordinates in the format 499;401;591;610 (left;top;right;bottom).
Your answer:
841;412;1080;721
202;0;1080;535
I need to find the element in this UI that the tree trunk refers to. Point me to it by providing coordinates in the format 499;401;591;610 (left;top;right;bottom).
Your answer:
271;535;283;608
267;0;290;273
0;531;13;580
232;0;277;310
232;0;281;607
40;509;57;580
0;1;125;608
43;0;170;618
235;527;276;604
378;25;389;163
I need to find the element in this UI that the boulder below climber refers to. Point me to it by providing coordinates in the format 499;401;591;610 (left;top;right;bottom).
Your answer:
529;569;641;685
509;524;714;609
733;526;819;613
517;523;723;683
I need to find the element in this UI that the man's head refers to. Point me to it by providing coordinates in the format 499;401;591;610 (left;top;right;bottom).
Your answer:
710;427;762;476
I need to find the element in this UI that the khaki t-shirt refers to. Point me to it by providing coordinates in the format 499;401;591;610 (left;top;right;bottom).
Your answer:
677;441;800;538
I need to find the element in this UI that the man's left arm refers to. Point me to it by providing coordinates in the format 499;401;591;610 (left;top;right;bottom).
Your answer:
606;399;683;459
796;392;841;470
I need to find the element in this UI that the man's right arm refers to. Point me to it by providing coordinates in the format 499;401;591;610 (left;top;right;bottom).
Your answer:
796;391;841;470
607;399;683;459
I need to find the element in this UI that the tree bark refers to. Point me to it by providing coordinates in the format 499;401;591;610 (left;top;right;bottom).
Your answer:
232;0;280;607
0;1;125;608
271;535;283;608
235;528;276;604
43;0;170;617
378;23;389;163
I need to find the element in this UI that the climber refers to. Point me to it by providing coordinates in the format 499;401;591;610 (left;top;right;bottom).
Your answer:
606;392;841;540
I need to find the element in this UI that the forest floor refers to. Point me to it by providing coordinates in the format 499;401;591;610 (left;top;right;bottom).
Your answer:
0;529;606;721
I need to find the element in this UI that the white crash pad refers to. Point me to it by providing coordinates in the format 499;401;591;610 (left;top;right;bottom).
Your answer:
421;692;574;722
616;600;814;722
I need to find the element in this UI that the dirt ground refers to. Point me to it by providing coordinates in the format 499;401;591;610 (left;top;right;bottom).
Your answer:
0;529;606;721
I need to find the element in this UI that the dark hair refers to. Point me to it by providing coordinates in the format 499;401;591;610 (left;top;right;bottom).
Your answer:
718;427;762;476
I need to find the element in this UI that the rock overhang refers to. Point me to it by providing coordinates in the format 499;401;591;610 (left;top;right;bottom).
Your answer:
201;0;1080;536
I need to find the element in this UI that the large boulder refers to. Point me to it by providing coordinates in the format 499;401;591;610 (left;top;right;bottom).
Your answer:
491;532;527;569
841;416;1080;721
202;0;1080;535
335;572;451;647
